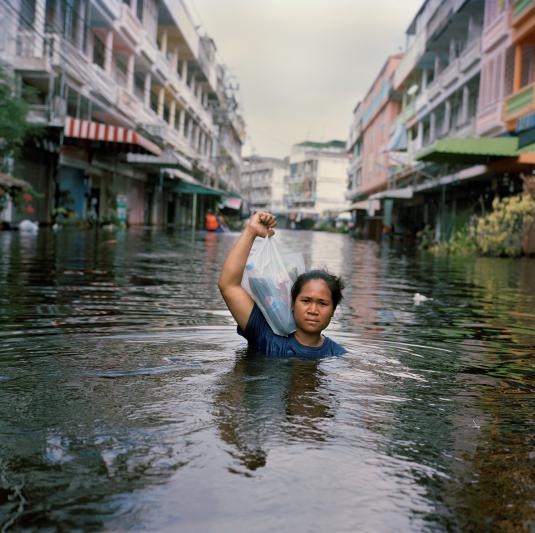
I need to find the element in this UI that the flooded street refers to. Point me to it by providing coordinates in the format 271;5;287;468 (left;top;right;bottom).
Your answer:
0;228;534;532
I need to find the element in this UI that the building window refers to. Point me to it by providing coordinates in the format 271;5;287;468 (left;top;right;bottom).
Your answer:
19;0;35;30
521;45;535;88
93;37;105;69
137;0;144;21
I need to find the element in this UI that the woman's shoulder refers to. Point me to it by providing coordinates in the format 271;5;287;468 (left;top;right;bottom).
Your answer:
323;335;346;355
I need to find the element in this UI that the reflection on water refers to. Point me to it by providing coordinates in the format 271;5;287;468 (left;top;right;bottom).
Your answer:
0;228;534;531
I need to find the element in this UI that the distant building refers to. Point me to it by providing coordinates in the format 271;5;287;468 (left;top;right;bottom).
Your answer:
240;156;288;214
504;0;535;145
284;141;348;222
346;55;402;238
476;0;513;136
341;0;535;249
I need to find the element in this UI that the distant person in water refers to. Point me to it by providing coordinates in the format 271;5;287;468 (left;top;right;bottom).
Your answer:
218;211;346;356
205;209;220;232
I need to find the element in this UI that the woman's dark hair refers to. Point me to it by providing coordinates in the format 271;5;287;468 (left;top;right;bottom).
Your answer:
291;270;345;309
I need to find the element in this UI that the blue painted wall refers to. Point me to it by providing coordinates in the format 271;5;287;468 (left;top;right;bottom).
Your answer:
58;166;87;219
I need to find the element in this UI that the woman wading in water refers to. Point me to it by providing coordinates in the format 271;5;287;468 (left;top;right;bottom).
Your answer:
218;211;346;356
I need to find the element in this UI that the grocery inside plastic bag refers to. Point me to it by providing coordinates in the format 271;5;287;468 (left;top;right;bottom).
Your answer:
242;236;305;336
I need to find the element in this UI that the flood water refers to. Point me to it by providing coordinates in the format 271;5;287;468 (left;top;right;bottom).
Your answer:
0;227;534;532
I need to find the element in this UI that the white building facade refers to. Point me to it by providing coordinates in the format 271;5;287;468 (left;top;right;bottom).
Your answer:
0;0;244;226
240;156;288;214
284;141;348;219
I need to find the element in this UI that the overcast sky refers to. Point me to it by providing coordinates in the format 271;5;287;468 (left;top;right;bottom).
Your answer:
189;0;423;158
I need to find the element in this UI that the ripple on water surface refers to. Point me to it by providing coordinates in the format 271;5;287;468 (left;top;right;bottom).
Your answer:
0;228;534;531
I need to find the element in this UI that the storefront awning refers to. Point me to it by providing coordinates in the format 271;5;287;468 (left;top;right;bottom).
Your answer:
415;137;518;164
64;117;162;156
349;199;381;212
174;182;222;196
126;150;191;170
369;187;413;200
222;197;242;209
0;173;32;189
164;168;224;197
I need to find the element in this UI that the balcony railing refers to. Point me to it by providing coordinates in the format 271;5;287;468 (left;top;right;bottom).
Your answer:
460;39;481;73
89;63;118;105
26;105;49;124
116;3;142;47
117;87;139;116
505;83;534;120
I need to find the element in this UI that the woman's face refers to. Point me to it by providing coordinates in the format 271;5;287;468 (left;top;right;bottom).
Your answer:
292;279;334;334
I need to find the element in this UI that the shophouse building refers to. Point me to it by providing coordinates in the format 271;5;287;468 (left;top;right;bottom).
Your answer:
284;141;348;226
240;156;288;214
504;0;535;147
476;0;513;136
363;0;519;241
365;0;534;243
346;55;402;238
0;0;244;227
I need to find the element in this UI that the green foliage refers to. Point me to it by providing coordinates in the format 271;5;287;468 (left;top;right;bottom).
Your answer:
0;67;43;216
430;225;478;256
474;193;535;257
0;67;38;161
417;225;435;250
429;193;535;257
315;220;348;233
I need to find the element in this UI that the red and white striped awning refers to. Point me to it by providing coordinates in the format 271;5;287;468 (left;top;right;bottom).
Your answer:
64;117;162;156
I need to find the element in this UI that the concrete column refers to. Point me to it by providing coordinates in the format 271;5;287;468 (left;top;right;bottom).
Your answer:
468;16;474;43
444;100;451;134
430;113;436;142
417;121;424;149
87;30;94;63
171;46;179;74
181;59;188;81
422;68;428;90
130;0;137;14
179;109;186;135
514;44;523;92
144;72;151;108
34;0;46;57
160;31;168;56
461;85;470;124
104;30;114;74
169;99;176;128
127;53;135;93
187;120;193;143
157;86;165;118
449;39;456;62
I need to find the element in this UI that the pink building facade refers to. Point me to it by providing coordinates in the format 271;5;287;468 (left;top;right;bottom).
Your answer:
476;0;513;136
360;55;402;197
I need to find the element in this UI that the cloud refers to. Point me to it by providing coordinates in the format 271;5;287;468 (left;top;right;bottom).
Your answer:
191;0;422;157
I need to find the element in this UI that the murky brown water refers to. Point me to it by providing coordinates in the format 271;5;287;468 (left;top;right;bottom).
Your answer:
0;227;534;532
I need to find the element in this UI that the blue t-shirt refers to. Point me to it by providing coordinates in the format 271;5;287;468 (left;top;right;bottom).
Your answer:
238;304;346;357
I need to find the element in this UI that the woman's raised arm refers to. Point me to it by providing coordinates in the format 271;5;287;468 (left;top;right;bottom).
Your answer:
218;212;276;330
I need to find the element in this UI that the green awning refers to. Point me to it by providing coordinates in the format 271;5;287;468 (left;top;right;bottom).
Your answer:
415;137;519;163
519;141;535;153
173;181;223;196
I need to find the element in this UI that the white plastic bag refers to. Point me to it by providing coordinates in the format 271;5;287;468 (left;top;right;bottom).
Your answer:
242;236;305;336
